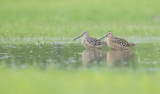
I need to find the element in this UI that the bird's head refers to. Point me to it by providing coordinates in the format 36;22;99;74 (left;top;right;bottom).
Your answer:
99;31;113;40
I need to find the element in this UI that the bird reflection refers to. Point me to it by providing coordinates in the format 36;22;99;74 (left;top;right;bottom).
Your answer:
107;50;135;67
82;49;106;67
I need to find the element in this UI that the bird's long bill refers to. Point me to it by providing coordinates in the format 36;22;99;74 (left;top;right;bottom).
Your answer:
73;34;83;41
99;36;106;40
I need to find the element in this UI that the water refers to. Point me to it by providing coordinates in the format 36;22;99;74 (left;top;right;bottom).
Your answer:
0;39;160;71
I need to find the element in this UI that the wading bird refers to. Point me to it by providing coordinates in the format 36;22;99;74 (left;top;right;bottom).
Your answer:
99;32;136;50
73;31;107;49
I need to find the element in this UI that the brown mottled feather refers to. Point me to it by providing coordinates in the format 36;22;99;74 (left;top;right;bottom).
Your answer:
86;37;107;48
109;37;136;49
111;37;130;47
74;31;107;49
104;32;136;50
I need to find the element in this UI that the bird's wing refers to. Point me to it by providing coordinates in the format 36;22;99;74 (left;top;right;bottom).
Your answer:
111;37;130;47
86;37;103;46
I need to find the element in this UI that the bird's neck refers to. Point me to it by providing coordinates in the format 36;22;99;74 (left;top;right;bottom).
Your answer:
83;34;89;38
82;34;88;43
107;35;113;41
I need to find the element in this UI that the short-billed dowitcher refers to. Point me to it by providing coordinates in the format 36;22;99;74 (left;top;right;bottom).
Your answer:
73;31;107;49
100;32;136;50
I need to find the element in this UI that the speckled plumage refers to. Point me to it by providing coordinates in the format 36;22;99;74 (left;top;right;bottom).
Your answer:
100;32;136;50
73;31;107;49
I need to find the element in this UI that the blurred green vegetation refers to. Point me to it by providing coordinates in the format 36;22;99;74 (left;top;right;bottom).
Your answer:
0;68;160;94
0;0;160;38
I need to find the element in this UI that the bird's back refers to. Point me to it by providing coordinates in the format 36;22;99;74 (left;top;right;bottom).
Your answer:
84;36;107;49
109;36;136;49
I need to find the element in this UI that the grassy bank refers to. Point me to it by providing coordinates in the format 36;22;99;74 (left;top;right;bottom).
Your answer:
0;68;160;94
0;0;160;38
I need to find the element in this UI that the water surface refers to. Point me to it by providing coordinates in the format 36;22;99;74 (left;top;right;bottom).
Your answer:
0;38;160;71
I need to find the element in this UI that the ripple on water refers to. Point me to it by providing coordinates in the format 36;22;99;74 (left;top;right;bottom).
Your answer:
0;37;159;71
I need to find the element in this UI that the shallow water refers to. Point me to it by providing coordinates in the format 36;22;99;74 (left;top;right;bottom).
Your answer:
0;39;160;71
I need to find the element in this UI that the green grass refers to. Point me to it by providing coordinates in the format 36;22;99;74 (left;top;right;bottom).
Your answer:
0;0;160;38
0;68;160;94
0;0;160;94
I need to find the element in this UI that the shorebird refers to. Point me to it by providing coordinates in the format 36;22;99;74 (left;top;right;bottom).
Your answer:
73;31;107;49
99;32;136;50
